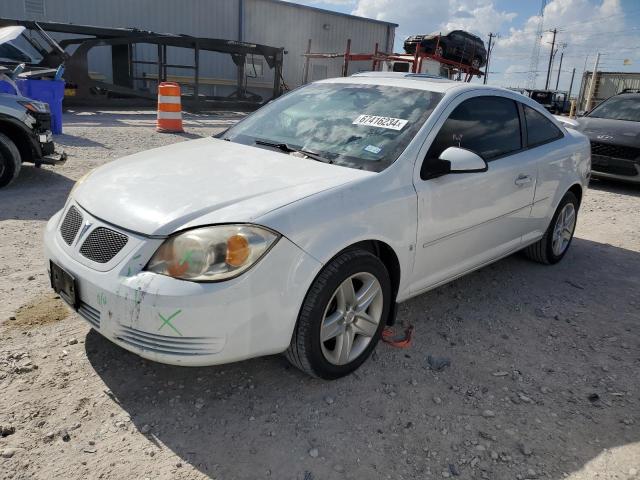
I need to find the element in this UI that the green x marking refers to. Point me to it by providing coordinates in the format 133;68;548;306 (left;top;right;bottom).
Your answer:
158;309;183;336
178;250;193;266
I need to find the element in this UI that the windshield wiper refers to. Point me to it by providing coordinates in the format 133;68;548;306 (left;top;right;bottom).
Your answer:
255;139;332;164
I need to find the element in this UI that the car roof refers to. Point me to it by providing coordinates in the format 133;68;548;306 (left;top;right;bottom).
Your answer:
318;72;502;94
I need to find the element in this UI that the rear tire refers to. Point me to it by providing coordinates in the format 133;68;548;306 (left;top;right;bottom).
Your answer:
524;191;579;264
0;132;21;188
286;249;391;379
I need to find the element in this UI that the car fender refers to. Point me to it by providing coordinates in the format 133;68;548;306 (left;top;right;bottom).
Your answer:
0;113;40;162
526;128;590;242
257;159;418;302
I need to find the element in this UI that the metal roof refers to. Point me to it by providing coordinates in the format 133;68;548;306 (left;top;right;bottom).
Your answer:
262;0;398;27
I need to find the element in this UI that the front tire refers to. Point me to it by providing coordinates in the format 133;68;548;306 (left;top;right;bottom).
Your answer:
0;132;21;188
286;249;391;379
524;191;579;264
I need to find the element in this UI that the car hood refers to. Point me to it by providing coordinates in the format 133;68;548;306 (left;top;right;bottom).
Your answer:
74;137;373;236
573;116;640;147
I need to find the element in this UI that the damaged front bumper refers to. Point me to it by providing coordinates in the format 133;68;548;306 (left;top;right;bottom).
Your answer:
43;202;321;367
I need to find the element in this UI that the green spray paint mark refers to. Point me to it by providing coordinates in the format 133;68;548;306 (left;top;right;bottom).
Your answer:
178;250;193;266
158;309;183;336
97;292;107;307
127;255;143;277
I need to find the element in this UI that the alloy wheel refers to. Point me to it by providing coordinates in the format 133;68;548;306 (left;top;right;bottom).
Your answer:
552;203;576;256
320;272;383;365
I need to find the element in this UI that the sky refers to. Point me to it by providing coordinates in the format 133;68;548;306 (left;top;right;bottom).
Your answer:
291;0;640;93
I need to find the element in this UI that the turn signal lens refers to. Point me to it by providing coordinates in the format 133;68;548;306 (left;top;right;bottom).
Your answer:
146;225;279;282
226;234;250;267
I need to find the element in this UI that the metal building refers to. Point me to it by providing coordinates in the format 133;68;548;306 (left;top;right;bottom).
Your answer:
577;71;640;111
0;0;396;101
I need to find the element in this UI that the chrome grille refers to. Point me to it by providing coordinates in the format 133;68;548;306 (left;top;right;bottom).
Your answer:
60;206;83;245
78;301;100;329
116;325;224;356
79;227;128;263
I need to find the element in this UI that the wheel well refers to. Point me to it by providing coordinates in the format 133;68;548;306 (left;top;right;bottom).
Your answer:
0;120;33;163
568;183;583;207
342;240;401;325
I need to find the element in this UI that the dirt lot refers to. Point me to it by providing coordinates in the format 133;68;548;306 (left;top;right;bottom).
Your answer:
0;110;638;480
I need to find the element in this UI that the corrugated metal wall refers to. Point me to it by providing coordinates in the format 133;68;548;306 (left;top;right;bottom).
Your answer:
244;0;392;86
0;0;395;100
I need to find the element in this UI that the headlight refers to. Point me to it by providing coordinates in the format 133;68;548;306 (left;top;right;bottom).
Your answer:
18;100;50;113
146;225;279;282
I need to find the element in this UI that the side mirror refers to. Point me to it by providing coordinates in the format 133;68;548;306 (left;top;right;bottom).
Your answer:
440;147;487;173
423;147;487;179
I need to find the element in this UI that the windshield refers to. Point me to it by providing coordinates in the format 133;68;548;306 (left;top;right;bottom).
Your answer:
222;82;444;172
588;95;640;122
0;43;32;63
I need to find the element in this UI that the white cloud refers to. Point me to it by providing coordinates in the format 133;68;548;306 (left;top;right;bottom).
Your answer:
495;0;636;90
352;0;515;41
298;0;639;90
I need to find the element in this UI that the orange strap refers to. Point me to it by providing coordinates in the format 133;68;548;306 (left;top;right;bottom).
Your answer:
382;325;414;348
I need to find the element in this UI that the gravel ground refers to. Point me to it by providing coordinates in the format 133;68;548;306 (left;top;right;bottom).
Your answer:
0;109;639;480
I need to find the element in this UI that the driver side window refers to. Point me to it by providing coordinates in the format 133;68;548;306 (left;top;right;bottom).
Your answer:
421;96;522;179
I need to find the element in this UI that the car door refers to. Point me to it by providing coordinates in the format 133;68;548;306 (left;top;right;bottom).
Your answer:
410;93;538;295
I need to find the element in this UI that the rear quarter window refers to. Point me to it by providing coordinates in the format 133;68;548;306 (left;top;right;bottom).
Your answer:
524;105;563;147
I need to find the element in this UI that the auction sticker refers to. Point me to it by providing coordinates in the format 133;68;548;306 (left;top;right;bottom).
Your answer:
352;115;408;131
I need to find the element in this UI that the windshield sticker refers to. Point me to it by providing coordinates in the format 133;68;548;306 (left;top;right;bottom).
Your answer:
364;145;382;154
352;115;409;131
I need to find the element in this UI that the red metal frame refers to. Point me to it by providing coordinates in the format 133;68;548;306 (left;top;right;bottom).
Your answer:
302;38;483;83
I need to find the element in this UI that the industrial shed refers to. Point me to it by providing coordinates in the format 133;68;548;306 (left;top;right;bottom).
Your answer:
0;0;396;102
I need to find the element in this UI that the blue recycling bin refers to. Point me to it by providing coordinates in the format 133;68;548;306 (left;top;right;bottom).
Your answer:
17;79;65;134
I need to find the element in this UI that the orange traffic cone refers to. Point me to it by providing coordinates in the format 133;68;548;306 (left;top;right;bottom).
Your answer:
156;82;184;133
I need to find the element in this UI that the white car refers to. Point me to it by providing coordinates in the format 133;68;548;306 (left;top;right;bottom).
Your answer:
44;73;590;379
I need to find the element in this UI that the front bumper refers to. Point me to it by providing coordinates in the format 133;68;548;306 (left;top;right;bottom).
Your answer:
44;203;322;366
590;154;640;184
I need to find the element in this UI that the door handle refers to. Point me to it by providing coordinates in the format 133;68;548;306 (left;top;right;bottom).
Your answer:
514;174;532;186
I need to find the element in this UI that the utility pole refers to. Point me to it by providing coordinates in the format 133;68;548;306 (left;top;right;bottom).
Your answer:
545;28;557;90
566;67;576;115
484;32;495;85
555;51;564;90
567;67;576;98
585;53;601;112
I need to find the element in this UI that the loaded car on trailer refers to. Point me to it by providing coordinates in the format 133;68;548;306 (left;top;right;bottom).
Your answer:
404;30;487;69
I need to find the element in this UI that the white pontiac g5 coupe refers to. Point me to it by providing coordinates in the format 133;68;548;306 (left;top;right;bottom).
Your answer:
44;73;591;379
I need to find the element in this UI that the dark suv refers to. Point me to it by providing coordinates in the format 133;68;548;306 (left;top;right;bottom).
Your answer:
0;90;65;187
404;30;487;68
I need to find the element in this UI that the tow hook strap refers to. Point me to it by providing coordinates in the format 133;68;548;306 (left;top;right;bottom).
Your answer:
381;325;414;348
